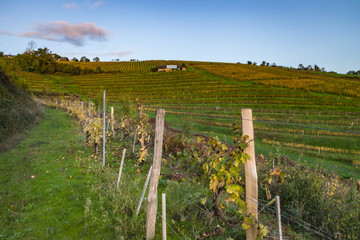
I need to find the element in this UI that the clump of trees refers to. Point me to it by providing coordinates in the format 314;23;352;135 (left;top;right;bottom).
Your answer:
347;70;360;76
298;64;325;72
8;47;81;74
0;47;102;75
243;60;330;72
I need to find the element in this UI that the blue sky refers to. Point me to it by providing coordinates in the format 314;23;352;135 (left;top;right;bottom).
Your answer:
1;0;359;73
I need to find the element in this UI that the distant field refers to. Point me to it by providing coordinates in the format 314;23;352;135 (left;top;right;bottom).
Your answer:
20;61;360;178
59;60;188;72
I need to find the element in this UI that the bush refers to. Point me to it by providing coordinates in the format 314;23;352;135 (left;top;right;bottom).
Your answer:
259;156;360;240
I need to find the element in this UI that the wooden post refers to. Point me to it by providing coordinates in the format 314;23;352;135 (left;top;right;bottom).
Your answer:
136;166;153;215
132;133;137;154
103;90;106;167
275;196;283;240
116;149;127;190
146;109;165;240
111;106;115;137
88;100;91;125
162;193;167;240
241;108;258;240
138;104;145;149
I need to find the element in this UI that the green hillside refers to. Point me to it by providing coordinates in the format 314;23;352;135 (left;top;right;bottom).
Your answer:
16;62;360;178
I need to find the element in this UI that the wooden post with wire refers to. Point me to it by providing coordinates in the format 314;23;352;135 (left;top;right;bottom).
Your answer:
241;108;258;240
146;109;165;240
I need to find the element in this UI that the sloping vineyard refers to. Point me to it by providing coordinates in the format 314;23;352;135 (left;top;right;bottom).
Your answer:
20;64;360;178
194;62;360;97
59;60;189;72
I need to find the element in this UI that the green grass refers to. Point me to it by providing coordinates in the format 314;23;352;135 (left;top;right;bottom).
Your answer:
0;107;249;239
0;108;93;239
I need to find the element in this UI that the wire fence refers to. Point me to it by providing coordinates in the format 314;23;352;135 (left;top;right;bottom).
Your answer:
48;98;357;239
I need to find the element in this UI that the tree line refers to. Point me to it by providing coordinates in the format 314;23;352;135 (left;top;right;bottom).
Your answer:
0;48;102;75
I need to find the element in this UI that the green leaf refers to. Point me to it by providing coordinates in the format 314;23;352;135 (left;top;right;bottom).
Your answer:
200;197;207;205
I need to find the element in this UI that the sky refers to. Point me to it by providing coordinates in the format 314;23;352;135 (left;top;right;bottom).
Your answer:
0;0;359;73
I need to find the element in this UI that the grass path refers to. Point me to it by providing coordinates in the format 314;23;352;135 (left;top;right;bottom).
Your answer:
0;108;93;239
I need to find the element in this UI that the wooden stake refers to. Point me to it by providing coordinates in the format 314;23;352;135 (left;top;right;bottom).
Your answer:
116;149;127;190
111;106;115;137
241;108;258;240
146;109;165;240
132;133;137;154
136;166;153;215
88;100;91;125
275;196;283;240
103;90;106;167
162;193;167;240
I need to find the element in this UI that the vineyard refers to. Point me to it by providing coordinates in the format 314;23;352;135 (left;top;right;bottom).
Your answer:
59;60;188;72
17;63;360;179
2;60;360;238
194;62;360;97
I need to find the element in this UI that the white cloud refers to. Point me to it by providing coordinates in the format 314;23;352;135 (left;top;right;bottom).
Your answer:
0;21;112;46
90;1;104;9
62;3;78;9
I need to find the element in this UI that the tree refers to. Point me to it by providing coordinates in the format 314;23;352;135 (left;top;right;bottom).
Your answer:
60;57;69;61
314;64;320;72
247;61;252;65
260;61;266;66
298;64;305;70
80;56;90;62
252;62;257;66
347;71;356;75
93;57;100;62
26;41;36;53
53;54;61;61
0;51;4;58
72;57;79;62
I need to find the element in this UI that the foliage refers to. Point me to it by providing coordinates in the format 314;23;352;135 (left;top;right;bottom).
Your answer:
258;154;360;240
0;69;43;149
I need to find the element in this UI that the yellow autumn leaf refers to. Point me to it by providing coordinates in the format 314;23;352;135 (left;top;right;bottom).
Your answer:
242;223;250;230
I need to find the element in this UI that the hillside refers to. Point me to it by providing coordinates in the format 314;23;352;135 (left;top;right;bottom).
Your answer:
0;69;43;151
1;60;359;238
15;61;360;178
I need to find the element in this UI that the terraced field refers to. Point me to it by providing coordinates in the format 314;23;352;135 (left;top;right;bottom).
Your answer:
20;63;360;178
60;60;187;72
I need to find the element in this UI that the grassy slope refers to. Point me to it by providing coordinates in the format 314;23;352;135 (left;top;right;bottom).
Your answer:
0;108;93;239
0;107;249;239
0;70;43;151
